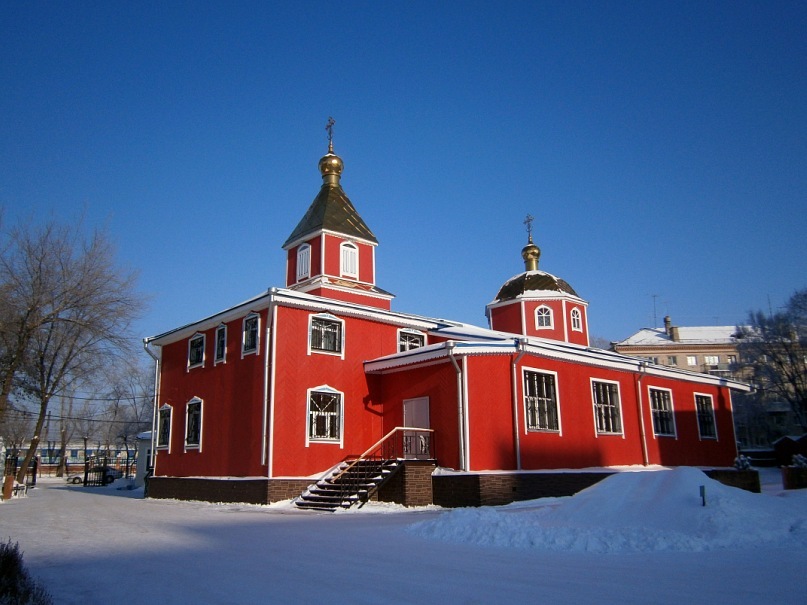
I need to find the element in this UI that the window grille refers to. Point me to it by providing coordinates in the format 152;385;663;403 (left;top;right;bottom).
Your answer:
649;388;675;436
311;316;342;353
399;331;425;352
309;391;341;440
524;371;559;431
696;395;717;439
592;381;622;434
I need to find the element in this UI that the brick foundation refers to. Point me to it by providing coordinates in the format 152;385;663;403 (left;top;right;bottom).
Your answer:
147;477;272;504
147;466;761;507
433;471;614;507
377;461;435;506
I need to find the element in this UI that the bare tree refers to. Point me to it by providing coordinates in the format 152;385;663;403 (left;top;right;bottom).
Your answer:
0;219;143;483
737;288;807;431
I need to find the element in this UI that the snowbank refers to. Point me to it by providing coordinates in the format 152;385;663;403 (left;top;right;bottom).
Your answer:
409;467;807;553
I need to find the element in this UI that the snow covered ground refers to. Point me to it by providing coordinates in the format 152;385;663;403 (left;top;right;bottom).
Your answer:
2;467;806;604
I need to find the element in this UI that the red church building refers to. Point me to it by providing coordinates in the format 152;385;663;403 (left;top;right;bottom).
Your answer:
144;138;751;508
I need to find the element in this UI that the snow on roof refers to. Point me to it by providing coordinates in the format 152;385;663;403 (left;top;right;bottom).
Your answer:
614;325;740;346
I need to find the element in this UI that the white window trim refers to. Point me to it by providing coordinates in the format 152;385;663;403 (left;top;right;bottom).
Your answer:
305;385;344;448
521;367;562;435
571;308;583;332
648;386;677;438
157;404;172;452
590;378;624;437
398;328;426;352
184;397;203;452
187;332;205;370
308;312;345;359
214;324;227;365
340;241;359;279
535;305;554;330
694;392;718;441
242;313;260;358
297;243;311;282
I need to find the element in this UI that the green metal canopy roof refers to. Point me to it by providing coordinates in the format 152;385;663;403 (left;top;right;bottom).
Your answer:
283;183;377;248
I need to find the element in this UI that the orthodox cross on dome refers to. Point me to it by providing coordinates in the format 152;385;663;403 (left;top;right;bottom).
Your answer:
523;214;535;243
325;116;335;153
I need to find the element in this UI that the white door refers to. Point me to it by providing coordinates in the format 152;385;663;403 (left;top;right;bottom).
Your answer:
403;397;430;459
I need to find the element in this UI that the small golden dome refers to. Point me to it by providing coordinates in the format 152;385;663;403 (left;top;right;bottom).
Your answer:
319;151;343;177
521;235;541;271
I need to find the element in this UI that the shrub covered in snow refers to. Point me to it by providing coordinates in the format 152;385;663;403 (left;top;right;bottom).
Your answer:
792;454;807;468
734;454;751;470
0;540;53;605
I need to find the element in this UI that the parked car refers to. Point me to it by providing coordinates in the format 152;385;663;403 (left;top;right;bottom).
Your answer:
66;466;122;485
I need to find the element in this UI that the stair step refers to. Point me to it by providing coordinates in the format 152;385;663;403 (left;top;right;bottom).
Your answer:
294;458;401;511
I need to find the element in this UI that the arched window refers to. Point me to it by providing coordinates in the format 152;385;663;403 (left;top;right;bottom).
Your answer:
296;244;311;281
340;242;358;278
571;308;582;332
535;306;553;329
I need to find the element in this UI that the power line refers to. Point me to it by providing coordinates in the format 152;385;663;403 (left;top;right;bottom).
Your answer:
4;409;150;426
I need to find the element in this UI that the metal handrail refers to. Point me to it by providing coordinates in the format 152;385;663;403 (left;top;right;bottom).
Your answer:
330;426;434;484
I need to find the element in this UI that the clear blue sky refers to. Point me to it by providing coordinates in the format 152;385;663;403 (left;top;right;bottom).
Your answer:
2;1;805;345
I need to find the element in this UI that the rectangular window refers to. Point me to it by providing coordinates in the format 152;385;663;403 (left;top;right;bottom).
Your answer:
215;325;227;363
311;315;342;353
649;388;676;437
243;314;259;355
695;394;717;439
188;334;204;368
704;355;719;366
667;356;677;366
157;406;171;448
308;390;342;441
592;380;622;434
687;356;697;366
523;370;559;431
399;330;425;352
186;399;201;448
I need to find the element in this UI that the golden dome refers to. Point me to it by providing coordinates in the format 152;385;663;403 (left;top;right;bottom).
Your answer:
318;149;344;178
521;235;541;271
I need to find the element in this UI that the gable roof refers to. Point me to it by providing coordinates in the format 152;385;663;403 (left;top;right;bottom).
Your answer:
282;183;377;248
613;326;739;347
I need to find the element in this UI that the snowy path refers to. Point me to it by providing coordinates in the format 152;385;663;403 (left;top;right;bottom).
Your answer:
2;475;806;604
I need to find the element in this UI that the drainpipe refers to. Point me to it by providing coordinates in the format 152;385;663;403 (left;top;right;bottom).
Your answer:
447;341;467;471
635;361;649;466
511;338;528;470
143;339;161;477
265;290;279;475
261;298;272;469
